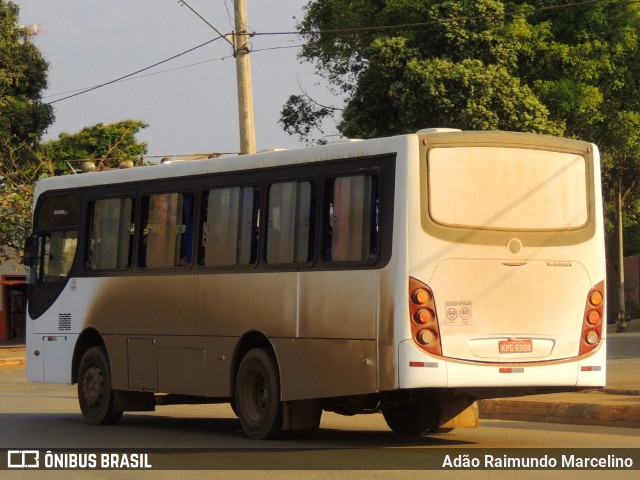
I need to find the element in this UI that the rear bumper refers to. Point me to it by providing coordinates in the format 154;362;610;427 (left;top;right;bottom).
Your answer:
398;338;606;389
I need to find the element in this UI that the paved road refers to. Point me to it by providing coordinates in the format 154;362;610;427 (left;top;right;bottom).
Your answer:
1;332;638;478
1;363;640;480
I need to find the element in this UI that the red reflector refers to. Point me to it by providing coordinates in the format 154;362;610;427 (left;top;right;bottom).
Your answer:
499;368;512;373
499;367;524;373
409;361;425;367
581;366;602;372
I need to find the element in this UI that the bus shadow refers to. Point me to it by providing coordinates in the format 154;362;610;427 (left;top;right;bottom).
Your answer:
0;411;474;469
118;412;474;448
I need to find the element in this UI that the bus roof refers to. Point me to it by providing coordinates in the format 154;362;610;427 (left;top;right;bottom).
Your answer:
33;130;594;201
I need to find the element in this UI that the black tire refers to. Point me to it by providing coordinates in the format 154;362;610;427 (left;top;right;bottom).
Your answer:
235;348;283;440
382;390;440;435
77;346;123;426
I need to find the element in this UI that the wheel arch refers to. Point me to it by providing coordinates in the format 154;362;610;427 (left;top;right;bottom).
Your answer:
72;327;106;384
231;331;279;396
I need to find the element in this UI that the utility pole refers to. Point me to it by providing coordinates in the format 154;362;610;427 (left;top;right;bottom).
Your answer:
234;0;256;154
617;180;627;332
179;0;256;155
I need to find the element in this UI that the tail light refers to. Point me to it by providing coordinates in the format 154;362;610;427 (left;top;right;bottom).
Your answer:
579;280;605;356
409;277;442;356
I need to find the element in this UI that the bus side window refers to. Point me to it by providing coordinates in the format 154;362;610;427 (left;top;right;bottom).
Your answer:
87;198;134;270
200;186;259;267
266;181;314;265
140;192;194;268
324;175;378;263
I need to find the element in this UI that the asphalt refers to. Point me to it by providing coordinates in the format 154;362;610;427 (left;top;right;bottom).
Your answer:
1;332;639;429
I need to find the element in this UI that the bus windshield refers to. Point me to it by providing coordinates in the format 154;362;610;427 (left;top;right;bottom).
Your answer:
427;146;589;230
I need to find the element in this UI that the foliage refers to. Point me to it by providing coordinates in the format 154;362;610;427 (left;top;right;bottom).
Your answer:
0;0;55;264
0;142;54;263
281;0;640;256
41;120;148;172
0;121;148;264
0;0;54;149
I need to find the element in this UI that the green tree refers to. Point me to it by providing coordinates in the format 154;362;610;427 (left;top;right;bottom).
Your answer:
1;0;54;264
281;0;640;318
0;121;148;264
41;119;148;172
280;0;564;140
0;0;54;149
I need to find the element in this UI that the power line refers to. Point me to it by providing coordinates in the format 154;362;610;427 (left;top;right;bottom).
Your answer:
45;36;224;105
252;0;628;37
42;0;635;106
43;54;235;100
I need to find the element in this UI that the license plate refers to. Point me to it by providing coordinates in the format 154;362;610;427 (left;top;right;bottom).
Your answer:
499;339;533;354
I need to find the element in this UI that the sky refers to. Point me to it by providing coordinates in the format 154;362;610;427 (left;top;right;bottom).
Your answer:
15;0;338;158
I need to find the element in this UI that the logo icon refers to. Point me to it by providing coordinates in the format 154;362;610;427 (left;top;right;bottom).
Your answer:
7;450;40;469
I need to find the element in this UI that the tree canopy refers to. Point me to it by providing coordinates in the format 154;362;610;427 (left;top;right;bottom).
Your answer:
281;0;640;243
0;1;149;264
41;120;148;173
0;0;54;149
0;120;148;264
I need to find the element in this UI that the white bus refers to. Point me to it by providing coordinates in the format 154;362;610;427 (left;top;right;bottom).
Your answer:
24;129;606;439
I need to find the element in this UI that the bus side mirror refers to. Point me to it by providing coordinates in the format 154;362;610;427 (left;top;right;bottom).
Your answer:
22;235;36;266
23;235;38;285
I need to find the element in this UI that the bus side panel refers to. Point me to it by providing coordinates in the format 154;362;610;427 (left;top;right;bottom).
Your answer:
155;335;236;396
297;270;377;340
104;333;237;396
104;334;128;391
274;338;377;401
87;276;197;336
196;272;297;337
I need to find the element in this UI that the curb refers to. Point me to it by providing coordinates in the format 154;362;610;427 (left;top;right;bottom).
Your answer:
478;398;640;429
0;357;24;366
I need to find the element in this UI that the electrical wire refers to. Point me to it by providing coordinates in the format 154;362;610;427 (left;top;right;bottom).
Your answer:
252;0;624;37
42;0;636;106
45;36;224;105
43;54;234;100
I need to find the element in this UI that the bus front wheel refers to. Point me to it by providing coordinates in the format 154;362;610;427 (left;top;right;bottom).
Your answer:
77;346;123;425
235;348;283;440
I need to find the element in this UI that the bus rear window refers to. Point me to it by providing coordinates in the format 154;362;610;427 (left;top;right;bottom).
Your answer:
428;147;589;230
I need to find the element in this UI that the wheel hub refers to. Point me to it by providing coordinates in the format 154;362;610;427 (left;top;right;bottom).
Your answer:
82;366;104;407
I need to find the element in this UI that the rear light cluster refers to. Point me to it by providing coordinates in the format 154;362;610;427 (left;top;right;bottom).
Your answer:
409;277;443;356
579;280;605;356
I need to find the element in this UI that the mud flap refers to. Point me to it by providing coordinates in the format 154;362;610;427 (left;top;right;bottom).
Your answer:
282;399;322;432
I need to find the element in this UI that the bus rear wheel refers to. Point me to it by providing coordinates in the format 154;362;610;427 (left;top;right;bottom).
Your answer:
235;348;283;440
77;346;123;425
382;390;440;435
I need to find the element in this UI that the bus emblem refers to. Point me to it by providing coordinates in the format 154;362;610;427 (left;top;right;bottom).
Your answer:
546;261;573;267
